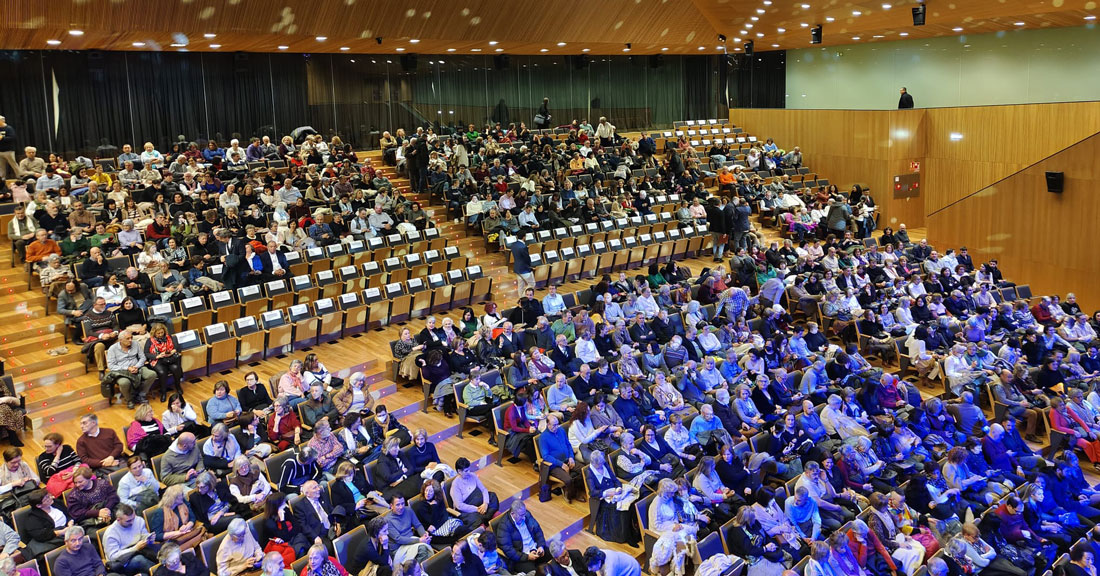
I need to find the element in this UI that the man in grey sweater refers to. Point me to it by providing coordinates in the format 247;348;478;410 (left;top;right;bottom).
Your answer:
161;433;204;488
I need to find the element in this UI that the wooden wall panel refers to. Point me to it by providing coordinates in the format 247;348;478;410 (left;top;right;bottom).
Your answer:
921;102;1100;214
926;132;1100;310
731;108;926;229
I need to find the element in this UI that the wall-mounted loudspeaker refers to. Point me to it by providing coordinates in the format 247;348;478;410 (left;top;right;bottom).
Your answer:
1045;171;1064;194
811;25;822;44
912;4;926;26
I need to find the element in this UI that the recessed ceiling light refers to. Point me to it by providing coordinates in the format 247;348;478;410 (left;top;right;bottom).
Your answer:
581;48;590;52
539;48;549;52
756;8;766;14
825;17;835;22
771;44;779;47
1086;15;1098;20
495;48;503;52
763;0;772;4
46;40;60;45
396;47;405;51
471;48;482;52
852;10;862;16
204;33;216;39
171;43;186;47
952;27;963;31
745;23;754;28
132;42;145;47
777;27;785;32
852;36;861;40
209;44;221;48
801;3;810;8
350;59;356;63
343;47;354;51
278;45;288;50
800;22;809;27
438;60;445;64
661;47;669;51
873;35;884;38
488;41;498;45
1014;21;1025;25
69;30;83;36
734;37;742;42
409;39;420;43
751;16;759;21
882;3;892;8
756;32;764;37
446;48;456;52
697;46;705;50
740;30;748;34
557;42;566;46
899;32;909;36
734;47;741;51
316;36;327;41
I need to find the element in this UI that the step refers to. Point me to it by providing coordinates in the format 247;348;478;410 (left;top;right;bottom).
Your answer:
0;278;31;294
0;291;47;314
24;373;103;412
4;348;85;374
12;361;88;392
0;332;66;357
0;305;49;322
31;397;112;432
4;316;65;334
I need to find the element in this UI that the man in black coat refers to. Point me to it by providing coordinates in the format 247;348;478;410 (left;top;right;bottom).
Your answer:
294;480;336;548
705;197;728;262
214;229;246;290
722;197;739;254
898;87;914;109
549;334;581;377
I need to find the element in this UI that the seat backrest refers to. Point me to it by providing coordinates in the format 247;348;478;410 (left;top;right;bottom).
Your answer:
635;492;654;530
269;371;287;398
200;531;225;575
422;546;454;576
333;524;367;567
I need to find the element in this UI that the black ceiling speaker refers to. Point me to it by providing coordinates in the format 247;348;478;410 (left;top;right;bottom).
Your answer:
912;4;926;26
493;54;511;70
399;53;418;71
1045;171;1064;194
744;40;754;56
648;54;664;68
811;25;822;44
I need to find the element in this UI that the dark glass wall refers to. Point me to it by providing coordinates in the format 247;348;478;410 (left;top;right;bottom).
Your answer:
0;50;735;158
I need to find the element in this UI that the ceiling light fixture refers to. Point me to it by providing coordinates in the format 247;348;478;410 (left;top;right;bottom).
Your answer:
852;10;862;16
557;42;566;46
204;33;216;38
825;17;835;22
777;27;786;32
873;35;884;38
952;27;963;31
132;42;145;47
488;41;498;45
540;48;549;52
495;48;503;52
69;30;84;36
316;36;327;41
756;8;766;13
46;39;60;45
801;3;810;8
882;3;892;8
852;36;861;40
899;32;909;36
745;23;754;28
396;47;405;51
800;22;809;27
661;47;668;51
1014;21;1025;25
209;44;222;48
697;46;705;50
278;45;288;50
763;0;772;4
446;48;456;52
756;32;764;37
471;48;482;51
751;16;759;21
341;46;351;51
409;39;420;43
771;43;779;47
1086;15;1097;20
171;43;186;47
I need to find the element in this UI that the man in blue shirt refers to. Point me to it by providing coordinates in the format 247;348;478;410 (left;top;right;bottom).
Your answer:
542;284;566;317
536;415;581;503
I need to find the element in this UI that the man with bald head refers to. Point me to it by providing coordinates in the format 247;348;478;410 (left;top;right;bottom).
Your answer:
161;432;204;487
106;330;156;409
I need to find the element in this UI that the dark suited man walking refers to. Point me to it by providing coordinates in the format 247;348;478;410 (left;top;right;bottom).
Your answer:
898;87;914;109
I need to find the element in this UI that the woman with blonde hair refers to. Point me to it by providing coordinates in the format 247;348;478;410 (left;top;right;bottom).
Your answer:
151;484;207;550
137;241;166;275
126;402;173;456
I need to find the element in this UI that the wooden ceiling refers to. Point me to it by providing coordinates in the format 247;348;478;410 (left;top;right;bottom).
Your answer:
0;0;1094;55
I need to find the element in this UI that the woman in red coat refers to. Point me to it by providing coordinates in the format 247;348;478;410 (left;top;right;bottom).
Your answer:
266;396;301;451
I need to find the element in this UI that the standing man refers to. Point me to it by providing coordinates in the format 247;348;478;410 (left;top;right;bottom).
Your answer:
511;240;535;294
535;98;551;130
898;87;914;109
0;116;18;180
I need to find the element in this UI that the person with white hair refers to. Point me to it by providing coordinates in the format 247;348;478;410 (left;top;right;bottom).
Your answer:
55;525;106;576
216;518;264;576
